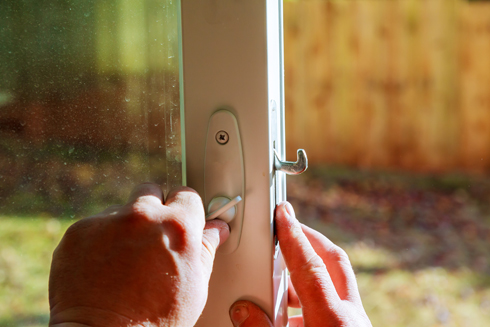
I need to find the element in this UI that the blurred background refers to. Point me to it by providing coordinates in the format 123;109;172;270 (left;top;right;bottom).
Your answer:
1;0;490;326
0;0;182;325
284;1;490;326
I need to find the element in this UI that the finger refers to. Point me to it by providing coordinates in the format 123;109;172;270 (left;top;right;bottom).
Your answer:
165;186;205;230
127;182;163;205
301;223;361;302
275;202;340;310
229;300;273;327
288;315;304;327
200;219;230;282
288;277;301;308
124;183;166;223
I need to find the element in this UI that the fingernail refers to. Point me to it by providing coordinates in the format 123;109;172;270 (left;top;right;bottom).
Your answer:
230;303;249;326
205;219;230;246
285;202;295;218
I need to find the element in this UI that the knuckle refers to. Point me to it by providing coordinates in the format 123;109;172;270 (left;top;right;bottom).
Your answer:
160;213;197;251
168;186;202;205
331;245;351;265
342;301;372;327
285;220;305;242
201;233;218;260
128;200;154;221
163;214;188;236
292;254;327;278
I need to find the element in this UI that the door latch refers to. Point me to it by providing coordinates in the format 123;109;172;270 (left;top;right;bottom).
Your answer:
274;149;308;175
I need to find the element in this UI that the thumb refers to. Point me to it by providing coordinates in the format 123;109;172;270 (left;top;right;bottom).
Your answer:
229;301;273;327
201;219;230;280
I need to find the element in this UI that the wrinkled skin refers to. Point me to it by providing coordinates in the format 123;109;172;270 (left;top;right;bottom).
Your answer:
49;184;229;327
49;183;371;327
228;202;372;327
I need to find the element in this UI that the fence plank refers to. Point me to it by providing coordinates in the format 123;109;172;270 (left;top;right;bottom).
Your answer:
458;1;490;171
284;0;490;173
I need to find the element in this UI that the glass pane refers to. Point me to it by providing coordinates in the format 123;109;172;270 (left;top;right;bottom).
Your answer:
0;0;181;325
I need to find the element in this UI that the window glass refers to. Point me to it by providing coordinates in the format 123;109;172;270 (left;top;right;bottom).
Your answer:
0;0;181;325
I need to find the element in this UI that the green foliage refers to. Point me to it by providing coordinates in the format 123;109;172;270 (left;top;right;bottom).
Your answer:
352;248;490;327
0;217;71;327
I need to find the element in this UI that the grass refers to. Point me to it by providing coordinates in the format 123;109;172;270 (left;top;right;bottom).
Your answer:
349;244;490;326
0;217;71;327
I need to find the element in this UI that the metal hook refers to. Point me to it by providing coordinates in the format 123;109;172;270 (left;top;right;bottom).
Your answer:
274;149;308;175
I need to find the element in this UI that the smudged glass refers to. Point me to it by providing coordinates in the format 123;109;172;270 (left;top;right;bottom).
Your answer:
0;0;182;218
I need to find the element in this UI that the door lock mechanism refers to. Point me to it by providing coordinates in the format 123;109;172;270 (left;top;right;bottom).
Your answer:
204;109;244;253
206;195;242;222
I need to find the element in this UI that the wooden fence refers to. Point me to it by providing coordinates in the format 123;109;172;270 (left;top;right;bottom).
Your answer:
284;0;490;173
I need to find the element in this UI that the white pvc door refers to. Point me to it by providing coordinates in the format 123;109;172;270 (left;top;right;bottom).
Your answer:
181;1;289;326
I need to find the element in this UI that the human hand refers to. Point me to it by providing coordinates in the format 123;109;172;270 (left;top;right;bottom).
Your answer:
49;183;229;327
228;202;371;327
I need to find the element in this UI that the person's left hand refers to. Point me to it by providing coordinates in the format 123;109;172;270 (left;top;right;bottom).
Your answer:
49;183;230;327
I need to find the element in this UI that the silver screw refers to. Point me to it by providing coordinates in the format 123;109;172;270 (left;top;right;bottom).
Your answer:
215;130;229;145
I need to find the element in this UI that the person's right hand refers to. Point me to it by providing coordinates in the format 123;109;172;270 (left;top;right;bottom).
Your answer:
228;202;372;327
49;184;229;327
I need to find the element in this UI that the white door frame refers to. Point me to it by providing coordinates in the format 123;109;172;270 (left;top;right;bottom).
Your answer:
180;1;288;326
